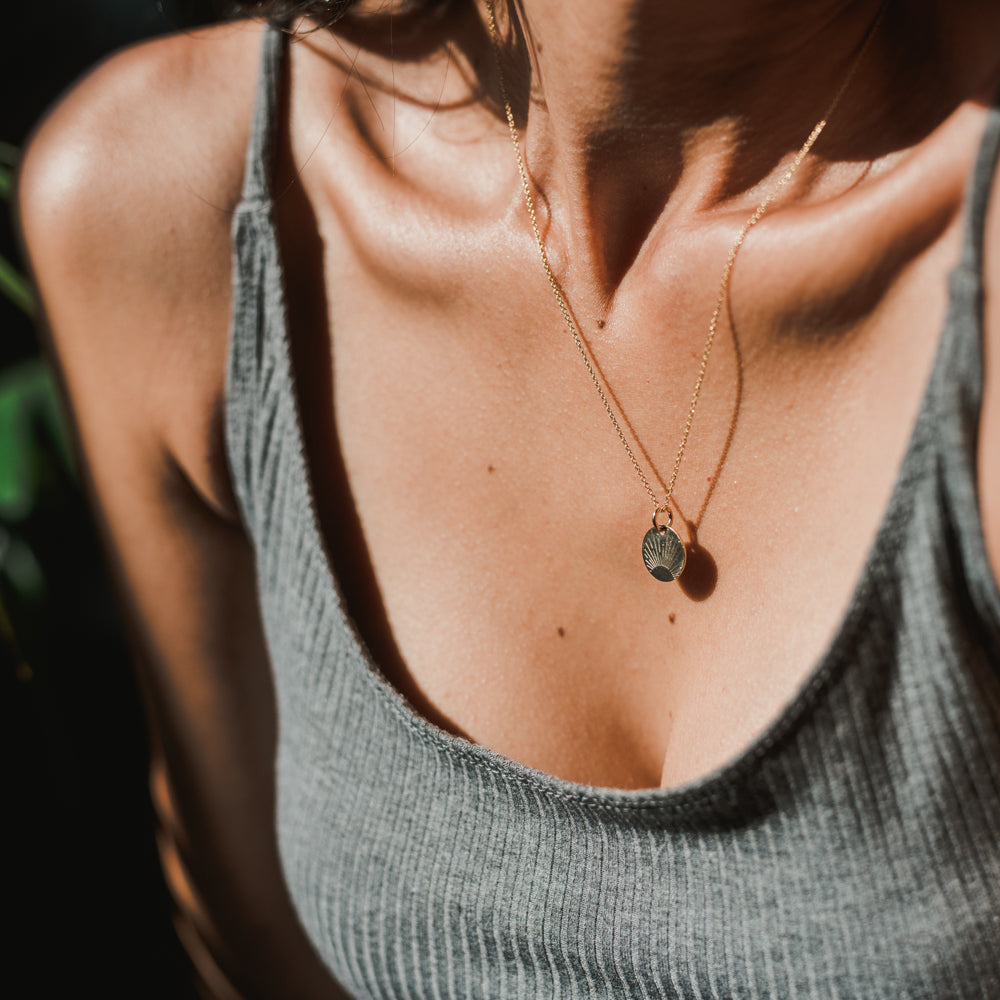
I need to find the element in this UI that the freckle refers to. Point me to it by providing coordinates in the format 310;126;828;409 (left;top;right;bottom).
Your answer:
668;613;676;624
597;319;606;329
557;626;565;637
488;464;495;473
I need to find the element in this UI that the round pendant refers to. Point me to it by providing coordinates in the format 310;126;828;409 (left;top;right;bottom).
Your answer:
642;525;686;582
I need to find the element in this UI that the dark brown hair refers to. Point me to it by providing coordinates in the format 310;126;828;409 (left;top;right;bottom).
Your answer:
227;0;458;30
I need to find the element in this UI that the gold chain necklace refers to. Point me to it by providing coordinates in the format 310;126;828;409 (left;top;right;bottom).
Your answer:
484;0;886;582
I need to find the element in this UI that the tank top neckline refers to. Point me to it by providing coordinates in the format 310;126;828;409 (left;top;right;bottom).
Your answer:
229;23;1000;813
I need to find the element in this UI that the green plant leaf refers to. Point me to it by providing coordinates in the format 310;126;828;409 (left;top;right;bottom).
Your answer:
0;359;76;520
0;145;17;199
0;255;35;318
0;148;36;317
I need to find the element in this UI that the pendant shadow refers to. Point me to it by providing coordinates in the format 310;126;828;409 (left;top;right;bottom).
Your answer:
678;521;718;601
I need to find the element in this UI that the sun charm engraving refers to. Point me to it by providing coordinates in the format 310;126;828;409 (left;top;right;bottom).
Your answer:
642;509;686;581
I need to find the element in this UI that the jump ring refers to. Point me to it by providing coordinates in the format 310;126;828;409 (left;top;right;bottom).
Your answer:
652;504;673;532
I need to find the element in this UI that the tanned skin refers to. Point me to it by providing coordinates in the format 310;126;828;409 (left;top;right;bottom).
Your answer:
17;1;1000;992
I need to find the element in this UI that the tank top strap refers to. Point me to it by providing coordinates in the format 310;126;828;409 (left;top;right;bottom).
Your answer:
936;99;1000;397
226;23;291;535
239;22;287;205
959;98;1000;274
930;97;1000;635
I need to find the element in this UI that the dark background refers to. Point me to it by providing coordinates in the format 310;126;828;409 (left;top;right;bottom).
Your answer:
3;2;220;995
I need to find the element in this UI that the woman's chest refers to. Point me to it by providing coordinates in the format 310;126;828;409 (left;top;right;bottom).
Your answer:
291;212;958;791
270;89;985;789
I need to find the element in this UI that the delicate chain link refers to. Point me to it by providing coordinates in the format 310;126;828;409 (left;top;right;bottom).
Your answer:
485;0;886;517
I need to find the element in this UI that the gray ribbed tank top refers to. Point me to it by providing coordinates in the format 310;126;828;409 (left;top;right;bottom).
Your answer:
226;27;1000;1000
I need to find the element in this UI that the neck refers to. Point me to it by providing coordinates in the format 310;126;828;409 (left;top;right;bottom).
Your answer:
484;0;941;294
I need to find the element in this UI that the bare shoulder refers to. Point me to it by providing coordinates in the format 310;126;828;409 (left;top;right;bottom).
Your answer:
18;19;266;207
981;134;1000;587
17;19;268;517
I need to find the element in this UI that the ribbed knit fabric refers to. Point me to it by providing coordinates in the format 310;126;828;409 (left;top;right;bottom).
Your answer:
225;27;1000;999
